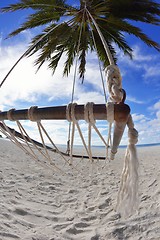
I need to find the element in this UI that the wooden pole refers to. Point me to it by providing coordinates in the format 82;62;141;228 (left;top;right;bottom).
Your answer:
0;104;130;122
110;121;127;160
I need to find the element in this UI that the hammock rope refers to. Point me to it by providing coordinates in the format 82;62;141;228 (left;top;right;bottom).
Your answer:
116;114;139;217
86;7;114;65
66;7;87;156
85;9;113;163
28;106;84;174
85;9;108;103
0;121;64;174
105;62;139;217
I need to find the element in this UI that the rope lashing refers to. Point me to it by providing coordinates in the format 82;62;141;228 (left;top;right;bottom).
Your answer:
84;102;95;160
66;102;115;162
105;63;139;217
105;64;124;103
105;102;114;160
127;115;138;144
84;102;111;160
109;121;127;161
106;64;127;161
66;103;93;163
105;64;124;160
66;103;76;164
28;106;40;122
106;102;114;123
84;102;95;125
7;108;16;121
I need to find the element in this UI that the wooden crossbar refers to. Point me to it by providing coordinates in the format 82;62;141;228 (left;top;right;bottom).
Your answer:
0;104;130;122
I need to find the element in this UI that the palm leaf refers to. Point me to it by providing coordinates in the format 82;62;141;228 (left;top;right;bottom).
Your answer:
1;0;160;82
109;0;160;25
97;16;160;51
1;0;68;11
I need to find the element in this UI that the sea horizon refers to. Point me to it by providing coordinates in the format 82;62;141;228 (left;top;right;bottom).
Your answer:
1;137;160;149
57;142;160;149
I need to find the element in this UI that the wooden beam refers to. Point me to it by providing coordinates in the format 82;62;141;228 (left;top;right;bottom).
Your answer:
0;104;130;122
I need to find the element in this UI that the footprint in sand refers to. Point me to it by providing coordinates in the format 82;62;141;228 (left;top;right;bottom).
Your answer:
66;225;84;234
14;208;28;216
98;197;112;210
0;232;20;239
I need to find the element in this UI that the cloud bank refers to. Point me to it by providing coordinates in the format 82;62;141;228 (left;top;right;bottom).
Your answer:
0;38;160;145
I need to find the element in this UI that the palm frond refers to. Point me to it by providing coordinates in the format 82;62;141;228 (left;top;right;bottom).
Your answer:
1;0;160;81
109;0;160;25
1;0;68;11
48;48;65;73
97;16;160;51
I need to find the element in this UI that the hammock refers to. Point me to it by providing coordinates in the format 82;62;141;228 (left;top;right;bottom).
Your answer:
0;103;129;159
0;8;139;218
0;94;139;218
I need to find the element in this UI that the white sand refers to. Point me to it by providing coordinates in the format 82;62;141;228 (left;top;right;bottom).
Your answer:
0;138;160;240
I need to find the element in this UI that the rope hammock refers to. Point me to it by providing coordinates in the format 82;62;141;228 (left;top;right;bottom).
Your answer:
0;8;139;218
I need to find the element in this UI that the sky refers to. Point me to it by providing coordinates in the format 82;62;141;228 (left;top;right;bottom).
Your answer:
0;0;160;147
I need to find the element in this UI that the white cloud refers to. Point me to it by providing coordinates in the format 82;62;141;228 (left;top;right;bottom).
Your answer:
117;44;160;85
126;96;144;104
0;38;160;147
75;91;105;104
0;63;62;107
142;64;160;80
132;113;147;122
0;41;108;111
132;45;156;62
152;101;160;126
153;101;160;110
131;100;160;144
0;41;109;146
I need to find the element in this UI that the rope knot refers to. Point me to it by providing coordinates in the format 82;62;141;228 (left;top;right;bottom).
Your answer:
28;106;40;122
106;102;114;123
127;114;138;144
66;103;77;123
84;102;95;124
128;128;138;144
7;108;16;121
105;64;123;103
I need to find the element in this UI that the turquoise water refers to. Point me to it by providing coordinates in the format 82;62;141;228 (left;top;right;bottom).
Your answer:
135;143;160;148
95;143;160;148
58;142;160;149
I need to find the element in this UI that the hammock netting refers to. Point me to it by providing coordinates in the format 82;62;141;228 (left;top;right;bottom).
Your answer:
0;97;139;217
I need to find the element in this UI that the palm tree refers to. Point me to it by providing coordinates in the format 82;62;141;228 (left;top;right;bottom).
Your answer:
1;0;160;80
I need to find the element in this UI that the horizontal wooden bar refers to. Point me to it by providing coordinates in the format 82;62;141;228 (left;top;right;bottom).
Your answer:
0;104;130;122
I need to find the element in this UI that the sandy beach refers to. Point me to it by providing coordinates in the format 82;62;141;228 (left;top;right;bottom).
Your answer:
0;138;160;240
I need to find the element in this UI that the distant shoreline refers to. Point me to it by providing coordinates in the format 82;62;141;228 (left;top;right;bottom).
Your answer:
56;142;160;149
119;142;160;148
1;138;160;149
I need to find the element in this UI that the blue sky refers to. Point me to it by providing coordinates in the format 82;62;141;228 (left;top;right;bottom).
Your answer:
0;1;160;145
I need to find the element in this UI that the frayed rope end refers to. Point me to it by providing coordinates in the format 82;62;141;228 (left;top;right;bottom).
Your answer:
116;116;139;218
